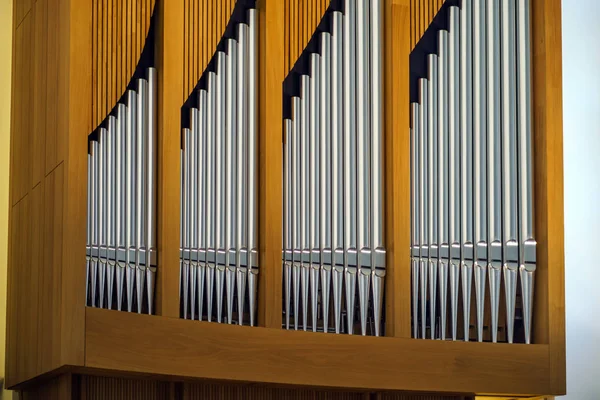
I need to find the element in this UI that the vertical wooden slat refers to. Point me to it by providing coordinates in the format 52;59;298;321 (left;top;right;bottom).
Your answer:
387;0;412;339
531;0;565;393
155;0;184;317
32;0;47;188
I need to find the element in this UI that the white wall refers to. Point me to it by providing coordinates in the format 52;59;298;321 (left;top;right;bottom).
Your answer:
562;0;600;398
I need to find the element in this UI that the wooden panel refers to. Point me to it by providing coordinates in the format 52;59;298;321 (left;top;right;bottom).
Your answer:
410;0;443;50
385;1;412;338
155;0;184;318
182;0;236;100
259;0;285;328
530;0;565;394
92;0;156;130
7;0;92;387
85;308;551;395
284;0;329;74
80;375;171;399
20;373;73;400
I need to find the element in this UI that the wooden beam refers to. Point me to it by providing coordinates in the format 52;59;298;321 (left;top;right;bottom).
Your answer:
257;0;284;328
85;308;552;396
155;0;184;318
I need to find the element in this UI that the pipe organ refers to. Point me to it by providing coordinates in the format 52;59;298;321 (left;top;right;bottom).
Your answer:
86;65;158;314
282;0;385;336
179;1;259;326
6;0;566;396
410;0;536;344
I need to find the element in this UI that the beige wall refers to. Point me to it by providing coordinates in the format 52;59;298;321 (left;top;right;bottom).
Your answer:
0;0;12;398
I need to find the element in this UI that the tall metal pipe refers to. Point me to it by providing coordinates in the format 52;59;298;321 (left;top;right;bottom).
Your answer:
460;0;474;342
146;67;158;314
98;127;107;308
418;79;428;340
517;0;535;345
107;116;117;310
247;7;259;327
331;9;344;334
473;0;488;342
448;6;461;341
116;104;127;311
427;54;439;339
226;37;238;324
438;29;449;341
320;31;332;334
411;102;420;339
136;78;149;313
486;0;502;343
182;127;191;318
189;108;199;320
126;90;137;312
370;0;385;338
292;96;302;330
300;74;310;332
215;51;227;323
284;118;292;329
343;0;358;335
206;71;217;322
356;0;371;337
501;0;518;343
309;52;321;333
197;89;208;321
90;140;99;307
237;22;249;326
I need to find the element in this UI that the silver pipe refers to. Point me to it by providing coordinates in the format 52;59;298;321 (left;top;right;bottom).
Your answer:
460;0;474;342
190;108;199;320
98;127;107;308
247;7;259;327
356;0;371;337
418;79;428;340
116;104;127;311
292;96;301;330
473;0;488;342
331;9;344;334
438;29;449;341
310;52;321;333
136;78;149;314
320;31;332;334
517;0;535;345
226;38;238;324
180;146;184;312
411;102;420;339
87;149;92;305
215;51;227;323
237;22;249;326
206;71;217;322
198;89;208;321
486;0;502;343
146;67;158;314
343;0;357;335
182;127;191;319
126;90;137;312
370;0;385;338
284;118;292;329
90;140;99;307
501;0;518;343
107;116;117;310
301;73;310;332
427;54;439;339
448;6;460;341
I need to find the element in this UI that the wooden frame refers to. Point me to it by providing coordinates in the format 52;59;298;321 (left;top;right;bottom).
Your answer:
5;0;565;396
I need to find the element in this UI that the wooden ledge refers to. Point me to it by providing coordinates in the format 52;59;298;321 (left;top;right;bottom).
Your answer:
84;308;551;396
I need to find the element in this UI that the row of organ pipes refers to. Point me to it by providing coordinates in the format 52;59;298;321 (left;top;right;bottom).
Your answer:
180;5;259;325
410;0;536;343
86;67;158;314
283;0;385;335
